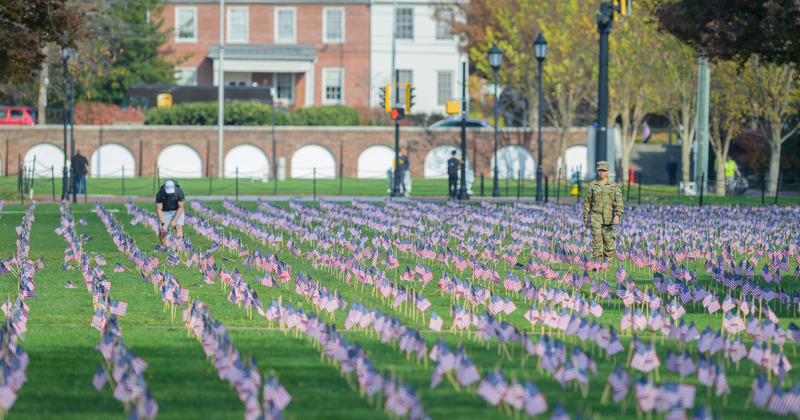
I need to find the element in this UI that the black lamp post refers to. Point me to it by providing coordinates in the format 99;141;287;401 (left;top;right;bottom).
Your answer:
534;33;547;202
60;46;72;201
488;43;503;197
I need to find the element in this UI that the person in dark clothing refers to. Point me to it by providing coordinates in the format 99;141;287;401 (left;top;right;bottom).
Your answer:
665;154;678;186
397;148;410;196
155;180;185;246
447;151;460;199
71;150;89;194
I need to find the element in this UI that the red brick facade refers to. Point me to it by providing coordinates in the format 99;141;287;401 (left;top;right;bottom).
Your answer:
159;2;371;108
0;126;587;179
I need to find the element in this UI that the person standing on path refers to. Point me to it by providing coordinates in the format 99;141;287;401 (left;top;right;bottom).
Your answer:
447;151;460;199
71;150;89;194
582;161;623;264
155;180;185;247
665;154;678;186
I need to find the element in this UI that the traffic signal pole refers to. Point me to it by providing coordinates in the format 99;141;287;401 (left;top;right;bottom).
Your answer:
391;69;403;197
596;1;615;164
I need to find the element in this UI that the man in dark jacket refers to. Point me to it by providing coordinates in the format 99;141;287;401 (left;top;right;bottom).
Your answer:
447;151;460;199
155;180;185;246
71;150;89;194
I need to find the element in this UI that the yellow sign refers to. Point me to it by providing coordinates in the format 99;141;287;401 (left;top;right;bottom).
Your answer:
445;101;460;115
157;93;173;108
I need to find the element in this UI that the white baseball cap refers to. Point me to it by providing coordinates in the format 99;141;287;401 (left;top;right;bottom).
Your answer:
164;180;176;193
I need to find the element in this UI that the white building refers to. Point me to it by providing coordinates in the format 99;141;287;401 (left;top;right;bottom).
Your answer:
370;0;465;115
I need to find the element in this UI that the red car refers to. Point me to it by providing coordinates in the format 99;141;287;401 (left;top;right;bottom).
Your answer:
0;107;37;125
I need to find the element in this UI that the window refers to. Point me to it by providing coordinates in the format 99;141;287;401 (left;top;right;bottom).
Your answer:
10;110;23;118
175;7;197;42
275;73;295;104
395;69;412;107
275;7;296;43
323;68;344;105
323;8;345;43
395;8;413;40
227;7;248;43
436;10;452;40
437;71;452;105
175;67;197;86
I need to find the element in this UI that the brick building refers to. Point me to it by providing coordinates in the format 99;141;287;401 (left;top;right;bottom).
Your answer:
160;0;371;109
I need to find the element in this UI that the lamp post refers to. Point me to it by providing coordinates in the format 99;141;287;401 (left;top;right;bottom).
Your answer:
60;46;72;201
488;43;503;197
534;33;547;202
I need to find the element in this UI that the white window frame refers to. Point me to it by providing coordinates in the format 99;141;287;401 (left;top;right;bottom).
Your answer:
227;6;249;43
175;67;198;86
395;8;414;40
322;68;344;105
323;7;345;44
437;71;453;105
175;7;198;43
275;7;297;44
435;10;452;40
274;73;295;105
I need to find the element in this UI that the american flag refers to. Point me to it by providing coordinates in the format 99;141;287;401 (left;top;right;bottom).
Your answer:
429;311;443;332
476;370;507;406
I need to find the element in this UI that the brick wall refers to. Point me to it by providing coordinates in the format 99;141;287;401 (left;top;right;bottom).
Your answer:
0;125;589;178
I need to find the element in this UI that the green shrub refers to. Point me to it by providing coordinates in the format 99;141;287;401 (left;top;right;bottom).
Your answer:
289;105;361;126
145;101;291;125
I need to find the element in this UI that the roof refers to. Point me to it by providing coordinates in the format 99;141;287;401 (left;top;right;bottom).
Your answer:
207;44;316;61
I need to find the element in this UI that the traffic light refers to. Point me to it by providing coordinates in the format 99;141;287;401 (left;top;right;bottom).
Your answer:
378;88;386;110
405;85;416;112
613;0;630;21
391;108;405;121
384;85;392;113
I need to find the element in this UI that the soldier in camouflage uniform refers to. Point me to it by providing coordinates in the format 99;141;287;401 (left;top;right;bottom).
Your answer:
582;161;623;262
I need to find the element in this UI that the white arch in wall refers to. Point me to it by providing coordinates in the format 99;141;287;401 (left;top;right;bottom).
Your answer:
24;143;66;178
157;144;203;178
357;145;394;179
556;145;588;179
491;145;536;180
291;145;336;179
91;144;136;178
424;145;471;179
224;144;270;179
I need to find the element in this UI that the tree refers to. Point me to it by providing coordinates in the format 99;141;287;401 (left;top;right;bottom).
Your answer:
607;3;663;180
707;61;748;196
743;56;800;195
652;0;800;67
650;34;697;185
0;0;86;98
86;0;177;104
438;0;596;178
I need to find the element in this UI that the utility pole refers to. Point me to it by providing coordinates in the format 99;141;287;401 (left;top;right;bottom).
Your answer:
595;1;617;165
217;0;225;179
695;56;710;194
391;70;403;197
457;61;469;200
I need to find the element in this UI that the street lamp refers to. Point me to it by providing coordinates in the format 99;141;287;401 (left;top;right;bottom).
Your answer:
488;43;503;197
534;32;547;202
60;46;72;201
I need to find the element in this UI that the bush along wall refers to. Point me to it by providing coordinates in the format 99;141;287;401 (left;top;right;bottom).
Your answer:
145;102;362;126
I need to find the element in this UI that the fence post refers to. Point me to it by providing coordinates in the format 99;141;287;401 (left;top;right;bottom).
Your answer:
638;174;642;205
505;175;509;197
209;163;213;195
774;172;780;205
236;167;239;203
121;166;125;196
577;177;582;204
157;167;160;190
339;162;344;195
51;167;55;202
31;156;37;192
520;169;524;198
152;166;157;194
761;173;765;205
480;174;484;197
313;168;317;201
516;170;521;200
17;160;22;194
544;176;549;203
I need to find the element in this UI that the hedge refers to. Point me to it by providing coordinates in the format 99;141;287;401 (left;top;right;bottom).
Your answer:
144;102;362;126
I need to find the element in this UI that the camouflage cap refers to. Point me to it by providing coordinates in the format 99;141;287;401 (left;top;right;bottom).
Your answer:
596;161;609;171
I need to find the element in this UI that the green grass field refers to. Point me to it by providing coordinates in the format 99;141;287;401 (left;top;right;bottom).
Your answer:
1;198;798;419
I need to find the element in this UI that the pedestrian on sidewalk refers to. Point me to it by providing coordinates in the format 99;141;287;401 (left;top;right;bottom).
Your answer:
447;151;460;199
71;150;89;194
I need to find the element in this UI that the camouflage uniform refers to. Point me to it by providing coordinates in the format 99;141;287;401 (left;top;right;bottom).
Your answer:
582;162;623;259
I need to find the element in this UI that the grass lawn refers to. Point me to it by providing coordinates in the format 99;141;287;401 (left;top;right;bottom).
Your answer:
0;198;798;419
